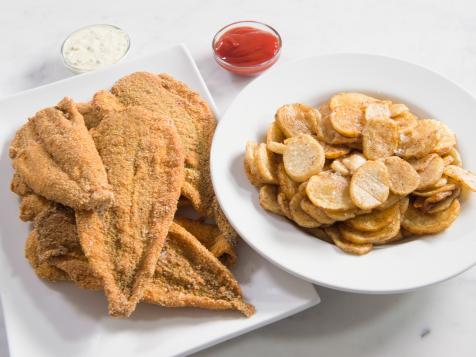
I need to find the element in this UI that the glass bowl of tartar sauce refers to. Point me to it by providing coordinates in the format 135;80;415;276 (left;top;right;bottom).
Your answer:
61;24;130;74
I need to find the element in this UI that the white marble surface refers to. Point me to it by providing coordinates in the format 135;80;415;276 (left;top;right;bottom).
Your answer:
1;0;476;356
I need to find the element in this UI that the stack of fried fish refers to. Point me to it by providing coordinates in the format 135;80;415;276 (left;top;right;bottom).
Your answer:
9;72;254;317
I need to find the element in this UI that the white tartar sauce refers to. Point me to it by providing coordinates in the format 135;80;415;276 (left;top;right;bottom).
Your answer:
62;24;130;72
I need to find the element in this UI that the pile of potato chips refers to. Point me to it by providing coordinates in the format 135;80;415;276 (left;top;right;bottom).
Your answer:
245;93;476;255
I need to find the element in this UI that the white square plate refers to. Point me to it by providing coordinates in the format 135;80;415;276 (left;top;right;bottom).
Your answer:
0;44;319;357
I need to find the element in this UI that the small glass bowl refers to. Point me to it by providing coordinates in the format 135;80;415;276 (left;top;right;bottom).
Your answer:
61;24;131;74
212;21;282;76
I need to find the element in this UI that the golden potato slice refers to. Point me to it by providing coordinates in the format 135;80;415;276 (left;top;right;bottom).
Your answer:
301;197;336;224
342;152;367;173
399;196;410;216
325;226;373;255
329;92;377;110
391;111;418;130
416;154;445;190
307;171;355;211
432;177;448;188
298;180;308;194
329;106;364;138
259;185;282;215
383;156;420;195
305;227;332;243
412;183;456;197
323;208;357;221
340;211;401;244
244;141;264;187
426;187;460;214
365;102;391;120
275;103;320;138
331;159;350;176
444;165;476;192
277;163;298;200
255;143;278;184
448;147;463;167
396;119;440;158
389;103;409;118
402;199;460;235
346;203;399;232
409;154;434;172
289;193;321;228
430;120;456;155
362;117;399;159
442;155;454;166
350;160;390;210
319;141;351;159
267;142;286;154
277;191;293;220
267;121;285;144
319;113;359;145
283;134;325;182
376;192;402;211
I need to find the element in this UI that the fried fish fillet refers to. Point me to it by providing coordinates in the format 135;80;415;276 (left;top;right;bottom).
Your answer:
75;106;185;317
9;98;113;211
28;206;253;316
88;72;216;216
173;217;237;267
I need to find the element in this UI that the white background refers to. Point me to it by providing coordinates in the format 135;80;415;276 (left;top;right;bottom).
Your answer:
1;0;476;356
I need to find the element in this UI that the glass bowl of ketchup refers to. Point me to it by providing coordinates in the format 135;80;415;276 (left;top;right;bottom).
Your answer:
213;21;282;76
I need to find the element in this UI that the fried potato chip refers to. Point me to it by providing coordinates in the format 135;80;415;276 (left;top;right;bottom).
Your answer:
244;141;263;187
389;103;409;118
399;196;410;216
267;121;285;144
376;192;402;211
267;142;286;154
300;198;336;224
319;113;359;145
329;92;377;110
391;111;418;130
412;183;456;197
275;103;320;138
442;154;454;166
415;154;445;190
298;180;308;194
339;211;401;244
444;165;476;192
325;226;373;255
277;191;293;220
331;159;350;176
383;156;420;195
255;143;278;184
426;187;461;214
396;119;440;158
320;141;351;159
307;171;355;211
329;106;364;138
350;161;390;210
362;117;399;159
305;227;332;243
277;163;299;199
323;208;356;221
346;203;399;232
365;102;391;120
402;199;460;235
448;147;463;167
431;177;448;188
259;185;282;215
430;120;456;155
289;193;321;228
283;134;325;182
341;152;367;173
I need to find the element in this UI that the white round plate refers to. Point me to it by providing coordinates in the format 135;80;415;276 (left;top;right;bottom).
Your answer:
211;53;476;293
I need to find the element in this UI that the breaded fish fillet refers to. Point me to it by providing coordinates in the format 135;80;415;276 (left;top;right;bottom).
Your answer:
75;106;185;317
89;72;216;216
9;98;113;211
29;206;254;316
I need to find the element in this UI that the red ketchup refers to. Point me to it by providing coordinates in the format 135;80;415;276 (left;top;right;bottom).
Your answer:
213;24;281;75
